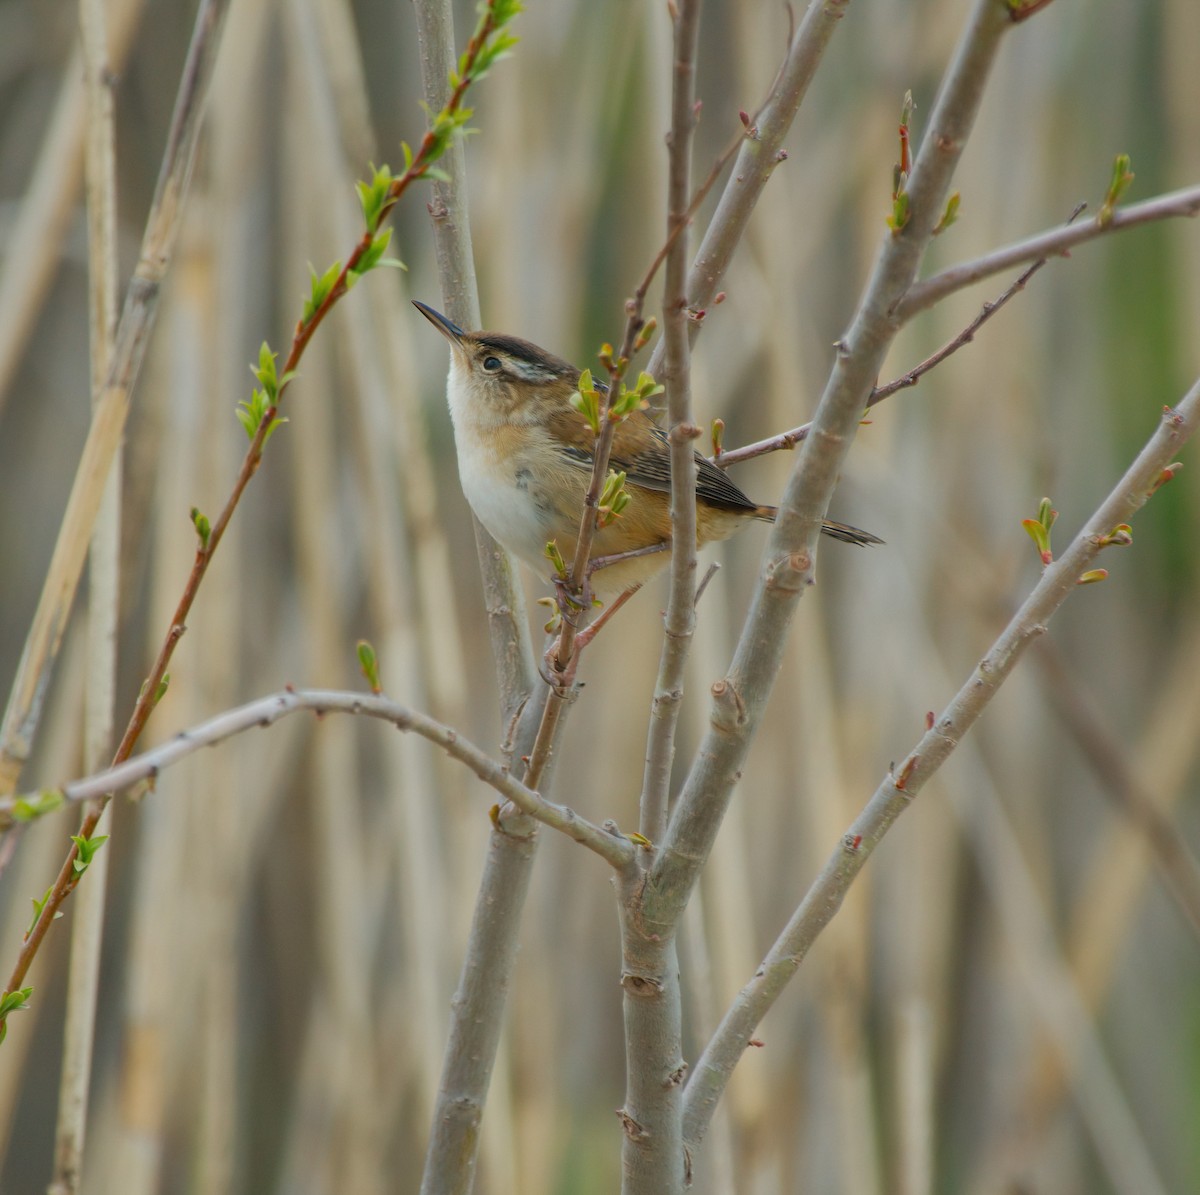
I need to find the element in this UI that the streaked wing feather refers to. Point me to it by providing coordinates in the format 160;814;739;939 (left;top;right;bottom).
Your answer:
550;408;761;513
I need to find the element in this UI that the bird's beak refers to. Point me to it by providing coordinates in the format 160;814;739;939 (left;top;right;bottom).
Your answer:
412;300;466;348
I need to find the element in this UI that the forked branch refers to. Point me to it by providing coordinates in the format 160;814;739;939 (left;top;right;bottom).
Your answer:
0;690;634;870
683;376;1200;1149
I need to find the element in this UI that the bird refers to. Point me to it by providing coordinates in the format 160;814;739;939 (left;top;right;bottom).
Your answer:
414;301;881;609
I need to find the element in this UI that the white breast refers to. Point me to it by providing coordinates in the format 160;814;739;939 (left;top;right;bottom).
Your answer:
445;363;553;569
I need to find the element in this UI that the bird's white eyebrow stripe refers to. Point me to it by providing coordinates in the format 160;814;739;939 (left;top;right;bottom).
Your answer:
503;357;561;383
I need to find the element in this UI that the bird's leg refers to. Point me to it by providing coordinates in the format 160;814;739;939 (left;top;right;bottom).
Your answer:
539;541;668;687
550;540;666;630
540;635;580;694
551;573;592;625
538;581;645;691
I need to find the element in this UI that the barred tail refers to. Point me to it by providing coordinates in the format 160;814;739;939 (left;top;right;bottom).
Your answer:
820;519;884;546
754;506;883;547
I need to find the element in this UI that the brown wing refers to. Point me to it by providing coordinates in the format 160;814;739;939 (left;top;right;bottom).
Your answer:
545;405;763;514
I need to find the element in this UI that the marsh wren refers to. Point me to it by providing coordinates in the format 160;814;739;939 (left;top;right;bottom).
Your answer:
415;301;881;607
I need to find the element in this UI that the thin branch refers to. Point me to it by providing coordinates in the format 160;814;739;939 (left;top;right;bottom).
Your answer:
1033;638;1200;941
649;0;1016;932
49;0;121;1187
0;0;233;1020
0;690;635;870
0;0;517;1026
898;183;1200;322
646;0;856;380
639;0;702;849
1007;0;1061;22
715;203;1087;469
411;4;567;1192
0;0;146;418
0;0;231;799
682;374;1200;1151
620;4;702;1193
632;116;750;329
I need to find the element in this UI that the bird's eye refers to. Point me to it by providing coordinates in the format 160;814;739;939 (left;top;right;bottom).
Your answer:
482;355;502;373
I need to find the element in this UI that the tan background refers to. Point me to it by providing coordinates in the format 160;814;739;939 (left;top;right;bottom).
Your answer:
0;1;1197;1192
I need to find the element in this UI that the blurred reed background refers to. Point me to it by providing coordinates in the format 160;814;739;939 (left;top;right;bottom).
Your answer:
1;1;1198;1192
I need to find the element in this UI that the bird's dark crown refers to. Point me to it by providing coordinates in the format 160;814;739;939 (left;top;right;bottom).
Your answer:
466;332;580;387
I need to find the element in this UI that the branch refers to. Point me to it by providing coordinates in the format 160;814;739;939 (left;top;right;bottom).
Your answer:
715;205;1086;468
715;180;1200;470
619;4;702;1192
649;0;1015;932
647;0;855;380
1033;639;1200;941
0;0;520;1035
50;0;121;1184
0;689;635;869
413;1;536;728
639;0;702;848
682;374;1200;1150
898;183;1200;322
410;5;575;1193
0;0;232;798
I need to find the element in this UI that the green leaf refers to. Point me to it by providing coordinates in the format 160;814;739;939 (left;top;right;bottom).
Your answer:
190;507;211;550
1099;153;1134;226
357;640;382;694
236;385;289;444
571;369;602;434
70;834;110;876
27;886;59;936
11;790;65;823
887;188;910;233
236;389;267;439
598;469;629;527
544;540;567;577
711;418;725;458
348;228;406;285
303;261;343;324
254;342;278;396
933;191;960;236
1022;509;1053;565
0;986;33;1019
633;317;658;353
356;162;395;232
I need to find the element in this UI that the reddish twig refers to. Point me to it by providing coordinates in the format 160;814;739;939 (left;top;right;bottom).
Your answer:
1;0;514;1028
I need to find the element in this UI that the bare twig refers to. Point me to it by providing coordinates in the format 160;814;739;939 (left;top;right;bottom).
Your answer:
620;4;702;1192
715;204;1088;469
898;183;1200;322
0;0;231;800
411;3;556;1191
0;0;146;417
650;0;1016;933
0;0;234;1021
639;0;702;848
49;1;121;1188
1007;0;1061;23
1;0;517;1036
682;374;1200;1151
1034;638;1200;940
647;0;856;380
1;689;635;869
